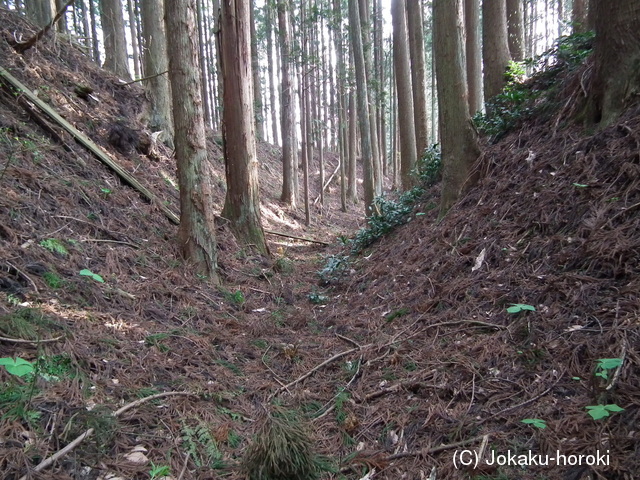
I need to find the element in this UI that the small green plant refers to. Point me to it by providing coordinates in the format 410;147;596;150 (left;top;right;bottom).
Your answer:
594;358;623;380
100;187;112;196
181;420;226;469
39;238;68;256
506;303;536;314
215;359;244;376
149;463;171;479
308;291;329;305
242;406;322;480
43;271;64;289
385;308;410;322
0;357;35;377
585;404;624;420
318;255;350;284
79;269;105;283
521;418;547;429
145;333;171;352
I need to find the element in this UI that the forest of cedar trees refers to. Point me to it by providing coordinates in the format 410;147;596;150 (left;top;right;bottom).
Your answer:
0;0;639;479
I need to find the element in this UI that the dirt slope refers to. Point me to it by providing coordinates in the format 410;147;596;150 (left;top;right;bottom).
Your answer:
1;8;638;480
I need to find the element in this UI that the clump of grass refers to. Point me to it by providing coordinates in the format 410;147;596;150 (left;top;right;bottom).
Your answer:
242;406;321;480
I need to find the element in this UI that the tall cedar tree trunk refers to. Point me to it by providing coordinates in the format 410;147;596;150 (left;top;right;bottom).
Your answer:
586;0;640;126
347;87;358;203
89;0;100;63
506;0;524;61
250;0;265;141
55;0;68;32
195;0;211;126
220;0;268;255
572;0;588;33
278;1;296;207
392;0;417;190
164;0;219;281
126;0;140;78
407;0;429;159
482;0;511;101
359;0;382;197
141;0;174;147
26;0;55;27
465;0;483;114
349;0;375;213
266;3;279;145
100;0;131;80
434;0;480;215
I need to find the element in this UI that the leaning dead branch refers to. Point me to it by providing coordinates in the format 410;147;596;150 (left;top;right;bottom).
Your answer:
18;391;196;480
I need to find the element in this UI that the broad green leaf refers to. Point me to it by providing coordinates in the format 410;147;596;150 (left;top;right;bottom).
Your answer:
0;357;35;377
79;269;105;283
521;418;547;429
597;358;623;370
507;303;536;314
586;404;624;420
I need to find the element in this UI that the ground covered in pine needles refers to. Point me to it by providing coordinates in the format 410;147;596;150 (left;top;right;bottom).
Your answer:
0;8;638;480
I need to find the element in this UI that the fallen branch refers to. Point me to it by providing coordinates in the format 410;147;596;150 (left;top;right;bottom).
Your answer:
118;70;169;86
269;345;371;401
265;229;330;246
313;162;341;205
11;0;75;54
475;371;565;426
385;434;488;461
0;335;64;344
0;67;180;225
18;391;195;480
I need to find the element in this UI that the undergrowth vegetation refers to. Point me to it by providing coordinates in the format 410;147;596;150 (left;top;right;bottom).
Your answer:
474;31;595;141
319;147;441;284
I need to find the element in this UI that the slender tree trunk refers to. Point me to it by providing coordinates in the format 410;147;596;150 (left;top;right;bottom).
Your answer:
55;0;69;32
127;0;141;78
407;0;429;160
434;0;480;215
506;0;524;61
266;2;279;145
165;0;219;281
572;0;588;33
482;0;511;101
359;0;382;197
220;0;268;254
392;0;417;190
196;0;211;126
141;0;174;147
278;0;296;207
349;0;375;213
465;0;483;114
101;0;131;80
347;87;358;203
89;0;100;64
586;0;640;126
250;0;265;141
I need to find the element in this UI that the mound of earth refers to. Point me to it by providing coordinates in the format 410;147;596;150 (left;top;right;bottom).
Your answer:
1;7;638;480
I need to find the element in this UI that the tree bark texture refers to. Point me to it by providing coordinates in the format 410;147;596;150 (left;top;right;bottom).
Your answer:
100;0;131;80
165;0;219;281
349;0;375;214
434;0;480;215
392;0;417;190
141;0;174;147
407;0;429;159
506;0;524;61
587;0;640;126
277;1;296;207
482;0;511;101
220;0;268;254
465;0;483;114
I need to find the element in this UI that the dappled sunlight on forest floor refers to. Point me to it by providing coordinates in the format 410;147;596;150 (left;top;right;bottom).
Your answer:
0;8;638;480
